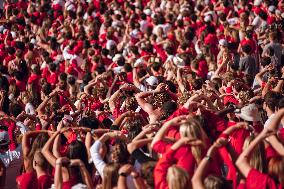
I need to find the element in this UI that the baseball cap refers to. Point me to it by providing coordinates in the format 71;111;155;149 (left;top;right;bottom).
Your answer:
145;76;158;86
237;104;261;122
268;5;276;13
204;15;212;22
219;39;228;47
0;131;10;146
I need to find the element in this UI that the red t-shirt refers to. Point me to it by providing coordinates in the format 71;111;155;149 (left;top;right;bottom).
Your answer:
38;175;53;189
246;169;283;189
16;171;37;189
47;72;58;86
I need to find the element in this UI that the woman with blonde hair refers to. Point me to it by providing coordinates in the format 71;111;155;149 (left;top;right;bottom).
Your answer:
100;163;120;189
154;137;202;189
236;109;284;189
179;118;209;164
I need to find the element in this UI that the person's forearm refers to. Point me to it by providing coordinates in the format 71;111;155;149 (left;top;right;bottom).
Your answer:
151;125;170;148
36;95;52;115
54;164;62;189
42;131;60;167
98;133;110;143
79;165;94;189
236;133;264;176
216;106;235;117
273;80;284;93
117;176;128;189
136;90;157;99
128;138;153;153
109;90;121;112
266;109;284;130
53;134;61;158
192;146;216;189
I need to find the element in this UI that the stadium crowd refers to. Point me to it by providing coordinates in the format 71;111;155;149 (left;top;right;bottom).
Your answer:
0;0;284;188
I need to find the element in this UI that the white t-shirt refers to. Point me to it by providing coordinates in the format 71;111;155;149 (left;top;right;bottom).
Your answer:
264;114;283;129
0;145;23;189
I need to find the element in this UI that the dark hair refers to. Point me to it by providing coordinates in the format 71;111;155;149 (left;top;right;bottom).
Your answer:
82;73;92;84
191;79;203;90
79;117;100;129
67;76;76;85
266;47;275;56
242;44;252;54
59;73;67;81
261;57;271;67
161;101;178;120
13;71;24;81
67;140;92;182
164;80;177;93
111;140;130;164
42;83;52;96
279;98;284;109
264;91;283;112
141;161;156;188
9;103;22;117
49;63;57;72
124;63;132;72
117;57;125;66
259;10;268;20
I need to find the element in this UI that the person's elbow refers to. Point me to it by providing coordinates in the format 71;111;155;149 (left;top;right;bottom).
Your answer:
235;156;244;170
127;143;135;154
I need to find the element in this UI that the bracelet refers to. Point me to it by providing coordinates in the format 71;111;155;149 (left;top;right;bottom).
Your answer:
56;162;62;166
119;172;128;177
205;155;212;161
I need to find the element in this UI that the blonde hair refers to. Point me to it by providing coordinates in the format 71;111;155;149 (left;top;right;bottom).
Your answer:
102;163;120;189
179;118;207;164
167;165;190;189
243;136;267;173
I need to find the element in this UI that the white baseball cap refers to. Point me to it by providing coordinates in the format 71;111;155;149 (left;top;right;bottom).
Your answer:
204;15;212;22
268;5;276;13
219;39;228;47
112;54;122;62
145;76;158;86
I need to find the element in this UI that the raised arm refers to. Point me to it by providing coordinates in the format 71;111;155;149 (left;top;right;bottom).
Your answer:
265;108;284;156
70;159;94;189
41;131;61;168
192;138;226;189
22;130;51;171
151;116;186;148
236;128;276;178
135;91;157;114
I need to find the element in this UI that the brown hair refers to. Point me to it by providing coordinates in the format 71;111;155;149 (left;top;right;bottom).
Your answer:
268;156;284;184
141;161;156;188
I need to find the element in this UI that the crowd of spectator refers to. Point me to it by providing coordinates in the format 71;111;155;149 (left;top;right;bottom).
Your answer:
0;0;284;189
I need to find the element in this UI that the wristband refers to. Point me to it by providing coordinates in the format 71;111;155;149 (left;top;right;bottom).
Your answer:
119;172;128;177
205;155;212;161
91;129;95;135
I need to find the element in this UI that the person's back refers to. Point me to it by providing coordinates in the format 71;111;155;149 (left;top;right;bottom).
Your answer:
239;55;256;76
